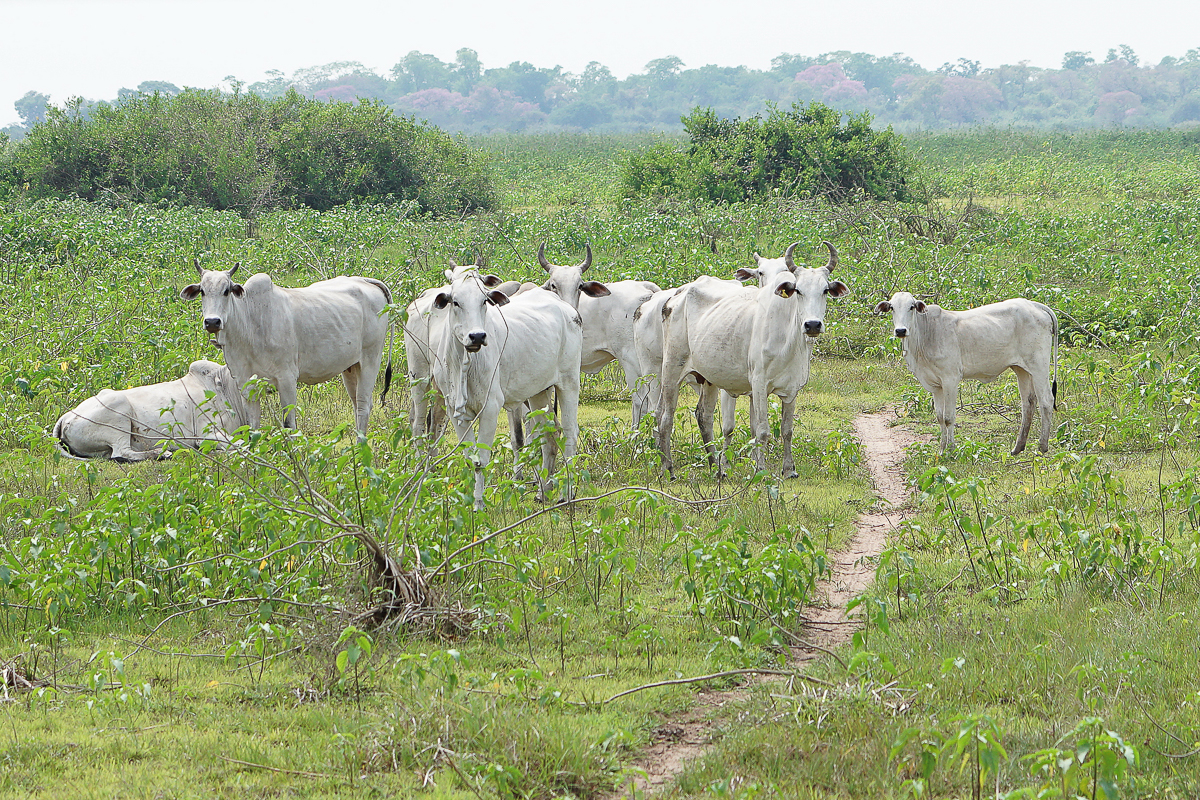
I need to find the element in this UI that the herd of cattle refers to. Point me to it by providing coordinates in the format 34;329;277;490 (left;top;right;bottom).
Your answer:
53;243;1060;509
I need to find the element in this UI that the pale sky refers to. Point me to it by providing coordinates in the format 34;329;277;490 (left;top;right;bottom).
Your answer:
3;0;1197;127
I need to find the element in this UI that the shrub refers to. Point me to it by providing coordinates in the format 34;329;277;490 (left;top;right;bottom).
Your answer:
6;89;496;217
620;101;915;204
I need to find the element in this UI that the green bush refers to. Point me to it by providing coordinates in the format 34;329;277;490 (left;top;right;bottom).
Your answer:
621;102;915;204
6;89;496;217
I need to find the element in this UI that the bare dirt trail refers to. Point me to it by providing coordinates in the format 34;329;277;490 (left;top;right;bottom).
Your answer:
616;408;921;797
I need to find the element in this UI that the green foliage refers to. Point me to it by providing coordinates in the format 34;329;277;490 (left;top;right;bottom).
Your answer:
621;102;915;204
6;89;495;217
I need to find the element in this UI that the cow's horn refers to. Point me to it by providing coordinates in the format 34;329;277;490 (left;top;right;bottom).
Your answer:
579;243;592;274
823;241;838;273
448;257;460;268
783;242;799;272
474;253;485;267
228;262;240;277
538;242;552;272
194;258;203;277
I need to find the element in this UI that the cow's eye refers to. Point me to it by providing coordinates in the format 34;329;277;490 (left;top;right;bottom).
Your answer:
223;287;230;296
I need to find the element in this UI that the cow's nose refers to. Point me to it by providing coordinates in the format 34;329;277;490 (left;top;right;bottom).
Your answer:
895;328;907;338
204;317;222;332
803;320;823;336
467;331;487;346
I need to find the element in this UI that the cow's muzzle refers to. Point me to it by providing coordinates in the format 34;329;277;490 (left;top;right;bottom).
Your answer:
895;328;907;338
803;320;823;337
465;331;487;352
204;317;223;334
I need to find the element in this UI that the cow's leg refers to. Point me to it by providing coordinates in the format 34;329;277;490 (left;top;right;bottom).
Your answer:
695;382;719;468
935;382;959;453
717;389;738;477
341;363;369;436
1011;368;1035;455
410;376;431;438
507;405;528;479
655;365;686;479
276;377;300;430
556;377;581;503
464;403;502;511
748;383;770;473
1032;370;1055;453
780;396;799;479
525;392;557;502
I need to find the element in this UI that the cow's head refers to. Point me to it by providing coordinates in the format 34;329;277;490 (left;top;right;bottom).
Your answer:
432;272;510;352
764;242;849;337
180;260;243;334
538;242;610;309
873;291;925;338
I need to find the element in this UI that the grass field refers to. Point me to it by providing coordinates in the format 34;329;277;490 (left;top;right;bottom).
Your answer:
1;130;1199;798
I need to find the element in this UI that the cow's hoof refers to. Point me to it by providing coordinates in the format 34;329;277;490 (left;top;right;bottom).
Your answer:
1010;445;1027;456
781;468;798;479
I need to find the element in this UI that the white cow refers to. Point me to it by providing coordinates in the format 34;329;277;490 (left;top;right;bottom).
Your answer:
656;243;849;478
53;360;247;461
404;258;509;438
633;243;810;430
180;262;394;435
526;243;661;428
873;292;1059;454
430;269;583;510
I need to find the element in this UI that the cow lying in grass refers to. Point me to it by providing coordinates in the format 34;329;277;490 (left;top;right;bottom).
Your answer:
53;360;247;461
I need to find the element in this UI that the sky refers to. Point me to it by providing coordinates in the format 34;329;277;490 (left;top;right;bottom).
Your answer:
3;0;1198;127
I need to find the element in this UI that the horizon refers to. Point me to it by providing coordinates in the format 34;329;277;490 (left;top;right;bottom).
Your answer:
4;0;1198;128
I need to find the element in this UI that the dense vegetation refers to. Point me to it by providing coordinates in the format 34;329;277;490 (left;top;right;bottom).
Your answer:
11;44;1200;139
1;130;1199;797
2;88;495;217
621;103;914;203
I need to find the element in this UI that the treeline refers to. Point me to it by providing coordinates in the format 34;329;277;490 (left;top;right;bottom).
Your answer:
1;89;495;217
10;44;1200;138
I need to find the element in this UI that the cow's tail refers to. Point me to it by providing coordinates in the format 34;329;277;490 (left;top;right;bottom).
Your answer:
1047;304;1060;411
369;278;397;408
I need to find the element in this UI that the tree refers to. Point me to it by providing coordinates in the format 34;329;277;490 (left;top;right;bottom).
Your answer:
138;81;181;95
391;52;451;94
14;91;49;129
645;56;685;81
1062;51;1094;70
452;48;482;93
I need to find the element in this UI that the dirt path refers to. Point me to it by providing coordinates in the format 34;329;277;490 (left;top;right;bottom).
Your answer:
617;408;921;797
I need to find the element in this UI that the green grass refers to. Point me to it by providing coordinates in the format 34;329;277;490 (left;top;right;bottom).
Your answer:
2;129;1200;798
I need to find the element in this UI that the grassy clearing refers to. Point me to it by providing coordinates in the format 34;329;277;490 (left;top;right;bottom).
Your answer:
2;129;1200;797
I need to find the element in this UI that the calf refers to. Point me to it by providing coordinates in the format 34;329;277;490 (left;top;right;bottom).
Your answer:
874;292;1059;454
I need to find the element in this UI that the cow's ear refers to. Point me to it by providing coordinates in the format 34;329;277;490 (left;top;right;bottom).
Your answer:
581;281;611;298
734;268;756;282
433;292;451;310
914;300;926;313
873;301;892;313
486;290;510;307
480;273;503;288
775;281;796;299
443;269;455;282
231;283;244;298
827;280;850;298
181;284;201;301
